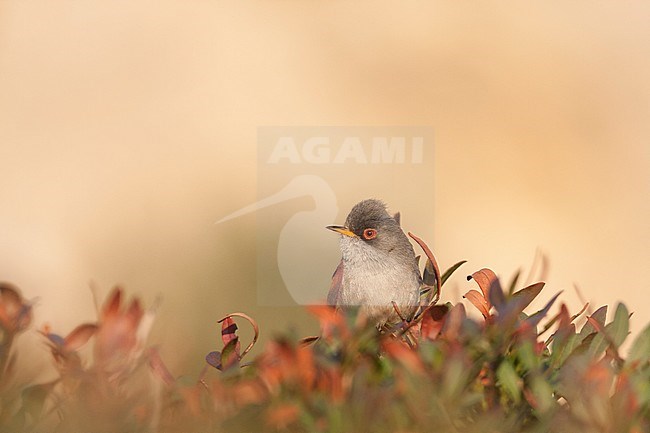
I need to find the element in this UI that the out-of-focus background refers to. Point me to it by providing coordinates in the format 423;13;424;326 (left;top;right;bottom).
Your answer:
1;2;648;373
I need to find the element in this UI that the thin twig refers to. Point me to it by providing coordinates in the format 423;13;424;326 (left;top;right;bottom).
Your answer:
391;301;407;322
391;302;417;348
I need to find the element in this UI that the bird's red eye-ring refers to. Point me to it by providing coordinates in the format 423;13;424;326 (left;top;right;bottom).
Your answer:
362;228;377;240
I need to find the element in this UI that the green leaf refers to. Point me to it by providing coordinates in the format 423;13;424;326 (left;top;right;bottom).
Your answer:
552;331;579;368
497;360;521;403
585;332;608;359
510;282;545;314
441;355;466;399
628;323;650;365
440;260;466;287
604;303;629;349
527;291;561;329
516;341;539;372
529;377;554;413
220;337;241;371
579;305;607;339
569;331;609;363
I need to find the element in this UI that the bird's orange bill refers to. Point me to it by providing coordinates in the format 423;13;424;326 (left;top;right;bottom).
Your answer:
326;225;357;237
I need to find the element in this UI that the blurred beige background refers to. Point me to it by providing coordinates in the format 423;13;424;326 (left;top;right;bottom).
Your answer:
1;2;649;372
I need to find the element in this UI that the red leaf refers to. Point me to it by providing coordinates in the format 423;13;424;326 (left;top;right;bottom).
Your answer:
557;304;572;330
307;305;349;339
382;339;425;375
296;346;316;390
0;282;24;306
420;305;449;340
468;268;498;300
63;323;98;352
101;287;123;320
265;403;299;429
408;232;442;295
441;303;466;340
467;268;506;315
218;313;259;359
220;317;238;346
126;298;144;326
0;282;32;332
463;289;490;318
231;381;267;406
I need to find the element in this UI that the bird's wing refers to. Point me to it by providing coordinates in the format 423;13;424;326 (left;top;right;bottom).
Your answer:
327;260;344;306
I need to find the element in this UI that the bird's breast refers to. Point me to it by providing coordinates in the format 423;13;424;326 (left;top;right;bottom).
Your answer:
338;241;420;313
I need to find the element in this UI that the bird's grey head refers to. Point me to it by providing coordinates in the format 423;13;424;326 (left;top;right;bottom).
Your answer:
327;199;414;261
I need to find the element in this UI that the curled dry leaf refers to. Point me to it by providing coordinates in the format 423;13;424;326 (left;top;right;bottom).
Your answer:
63;323;99;353
464;289;490;319
219;317;241;360
467;269;498;300
218;312;259;359
220;317;238;346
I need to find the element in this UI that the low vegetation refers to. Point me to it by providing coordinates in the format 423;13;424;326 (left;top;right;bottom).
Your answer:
1;239;648;432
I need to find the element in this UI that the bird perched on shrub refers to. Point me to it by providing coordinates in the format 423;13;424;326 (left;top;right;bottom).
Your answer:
327;199;422;326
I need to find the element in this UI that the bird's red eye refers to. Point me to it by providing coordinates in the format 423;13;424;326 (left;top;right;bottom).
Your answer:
362;228;377;240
